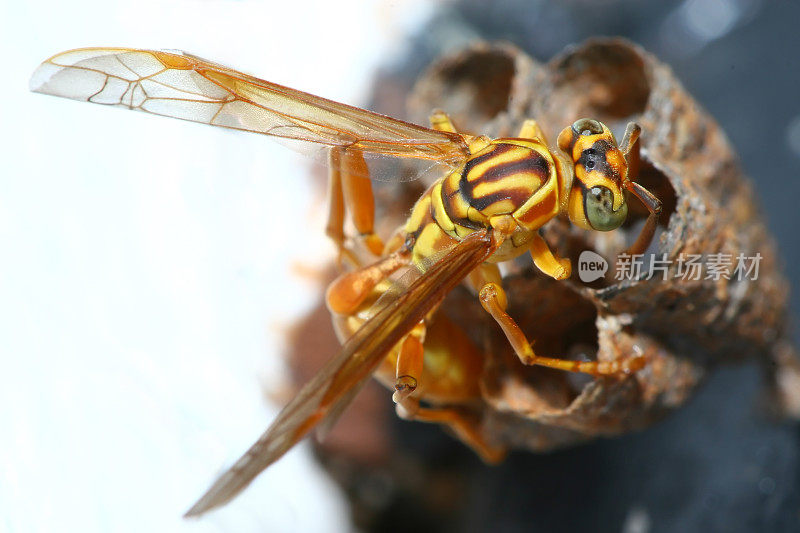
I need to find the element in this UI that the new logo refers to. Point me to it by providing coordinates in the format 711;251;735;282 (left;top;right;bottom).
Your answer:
578;250;608;282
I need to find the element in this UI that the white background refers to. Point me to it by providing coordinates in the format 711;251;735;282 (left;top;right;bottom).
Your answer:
0;1;435;531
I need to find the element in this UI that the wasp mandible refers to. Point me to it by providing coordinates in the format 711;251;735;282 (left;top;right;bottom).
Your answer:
30;48;662;517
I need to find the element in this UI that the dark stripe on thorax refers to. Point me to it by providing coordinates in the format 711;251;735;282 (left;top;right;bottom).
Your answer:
461;143;515;177
474;150;550;185
470;187;533;211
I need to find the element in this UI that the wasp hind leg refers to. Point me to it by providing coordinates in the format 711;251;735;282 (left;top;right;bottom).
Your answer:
392;321;426;404
388;311;505;463
326;146;385;267
396;394;507;464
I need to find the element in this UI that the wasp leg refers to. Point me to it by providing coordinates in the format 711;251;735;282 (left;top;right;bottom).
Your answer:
391;315;504;462
477;281;645;376
396;396;506;464
326;147;353;265
326;250;409;315
518;119;548;144
529;233;571;280
326;146;385;267
620;122;641;180
467;263;506;307
392;321;426;404
429;110;457;133
624;181;662;256
620;122;663;256
429;111;493;155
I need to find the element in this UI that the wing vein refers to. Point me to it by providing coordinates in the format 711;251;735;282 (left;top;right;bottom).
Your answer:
184;229;496;517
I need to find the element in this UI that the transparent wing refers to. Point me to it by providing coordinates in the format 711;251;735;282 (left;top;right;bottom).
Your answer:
30;48;471;175
184;229;496;517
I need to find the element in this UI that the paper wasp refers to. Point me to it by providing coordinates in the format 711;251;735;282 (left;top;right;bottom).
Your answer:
30;48;661;517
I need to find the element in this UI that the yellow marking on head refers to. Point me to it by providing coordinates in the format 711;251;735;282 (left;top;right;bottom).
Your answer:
571;133;605;162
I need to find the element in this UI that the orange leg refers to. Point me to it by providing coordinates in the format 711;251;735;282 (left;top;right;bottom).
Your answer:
472;218;641;374
396;396;506;464
392;321;426;404
326;146;385;266
517;118;547;144
529;233;571;280
325;147;350;263
477;281;644;376
326;250;409;316
383;298;503;462
429;110;457;133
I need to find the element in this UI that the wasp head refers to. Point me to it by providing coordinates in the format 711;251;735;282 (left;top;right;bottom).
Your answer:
557;118;629;232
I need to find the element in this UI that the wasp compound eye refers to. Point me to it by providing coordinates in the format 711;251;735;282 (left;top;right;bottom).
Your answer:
584;186;627;231
572;118;604;136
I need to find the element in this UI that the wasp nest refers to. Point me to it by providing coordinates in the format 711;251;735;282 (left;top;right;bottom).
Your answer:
404;38;800;450
289;38;799;459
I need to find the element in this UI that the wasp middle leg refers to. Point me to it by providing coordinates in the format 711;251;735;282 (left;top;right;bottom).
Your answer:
326;249;410;316
326;146;385;267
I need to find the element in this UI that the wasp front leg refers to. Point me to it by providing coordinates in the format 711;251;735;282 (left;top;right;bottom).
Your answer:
326;146;385;267
620;122;663;256
529;233;571;280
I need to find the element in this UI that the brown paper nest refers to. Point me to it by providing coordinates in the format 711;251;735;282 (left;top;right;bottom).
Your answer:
289;38;800;457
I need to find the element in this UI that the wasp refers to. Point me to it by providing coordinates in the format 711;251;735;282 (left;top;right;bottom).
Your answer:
31;48;662;517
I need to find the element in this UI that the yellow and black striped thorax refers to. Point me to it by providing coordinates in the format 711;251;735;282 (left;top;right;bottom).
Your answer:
403;139;560;267
433;139;559;238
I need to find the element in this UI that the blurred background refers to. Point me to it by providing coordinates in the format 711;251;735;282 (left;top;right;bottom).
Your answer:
2;1;799;532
